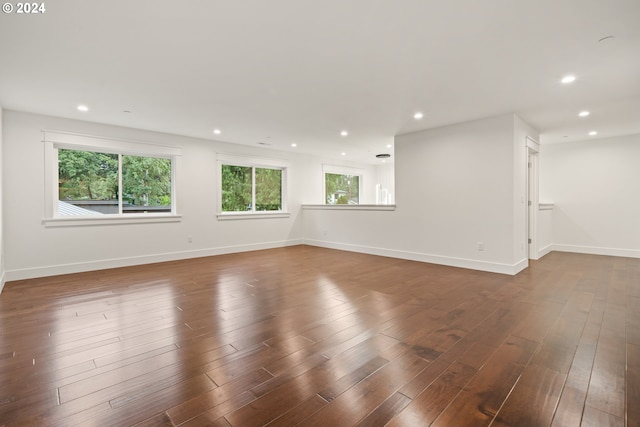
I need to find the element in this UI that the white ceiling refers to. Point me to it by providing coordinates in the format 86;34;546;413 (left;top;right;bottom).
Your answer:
1;0;639;164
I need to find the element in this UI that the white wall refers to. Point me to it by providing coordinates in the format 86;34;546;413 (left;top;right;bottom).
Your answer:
0;107;5;292
540;134;640;258
537;206;553;257
2;111;380;281
373;161;395;204
303;114;537;274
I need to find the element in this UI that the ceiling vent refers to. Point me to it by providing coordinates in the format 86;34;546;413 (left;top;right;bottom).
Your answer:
375;153;391;159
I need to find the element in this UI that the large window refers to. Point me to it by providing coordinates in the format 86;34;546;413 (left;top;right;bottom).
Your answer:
325;173;360;205
221;164;283;212
58;149;172;215
44;131;180;224
217;153;288;218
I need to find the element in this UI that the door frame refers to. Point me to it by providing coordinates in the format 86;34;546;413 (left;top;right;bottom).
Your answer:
526;137;540;260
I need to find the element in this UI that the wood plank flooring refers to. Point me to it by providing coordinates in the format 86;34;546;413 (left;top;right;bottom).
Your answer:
0;246;638;426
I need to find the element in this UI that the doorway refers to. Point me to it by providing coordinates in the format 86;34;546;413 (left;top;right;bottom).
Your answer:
526;137;540;260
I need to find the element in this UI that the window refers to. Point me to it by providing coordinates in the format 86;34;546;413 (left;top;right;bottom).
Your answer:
221;164;283;212
325;173;360;205
44;131;181;225
217;153;288;218
57;149;172;215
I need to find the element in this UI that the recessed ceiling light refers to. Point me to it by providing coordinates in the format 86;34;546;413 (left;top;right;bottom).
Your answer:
213;129;221;135
589;131;598;136
291;143;297;147
414;112;424;120
561;75;576;84
77;105;89;112
386;144;392;148
578;111;590;117
341;152;346;156
340;131;348;137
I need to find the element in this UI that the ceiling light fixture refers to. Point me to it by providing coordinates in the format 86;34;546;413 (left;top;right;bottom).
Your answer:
561;75;576;84
578;111;590;117
340;131;348;137
77;105;89;112
213;129;221;135
414;112;424;120
386;144;392;148
291;143;297;147
341;152;346;156
589;131;598;136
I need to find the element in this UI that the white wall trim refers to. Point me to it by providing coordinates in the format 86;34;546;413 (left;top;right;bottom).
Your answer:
43;214;182;228
302;204;396;211
4;239;304;282
43;130;182;156
538;244;554;259
0;272;5;294
304;239;528;275
551;244;640;259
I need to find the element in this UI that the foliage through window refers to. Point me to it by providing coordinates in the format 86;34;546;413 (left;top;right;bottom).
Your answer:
58;148;172;215
325;173;359;205
221;164;283;212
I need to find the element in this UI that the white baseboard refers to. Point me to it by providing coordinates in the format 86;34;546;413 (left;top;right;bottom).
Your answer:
304;239;528;275
0;270;5;294
4;239;304;282
538;244;554;259
552;244;640;259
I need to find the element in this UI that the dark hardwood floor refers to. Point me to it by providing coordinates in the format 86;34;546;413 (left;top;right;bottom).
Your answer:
0;246;638;426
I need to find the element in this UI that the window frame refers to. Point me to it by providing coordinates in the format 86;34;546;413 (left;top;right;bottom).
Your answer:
216;153;289;220
43;131;182;227
322;164;363;205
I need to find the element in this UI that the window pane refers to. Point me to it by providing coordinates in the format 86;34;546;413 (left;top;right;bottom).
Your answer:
122;155;172;214
255;168;282;211
325;173;359;205
221;165;252;211
58;149;118;215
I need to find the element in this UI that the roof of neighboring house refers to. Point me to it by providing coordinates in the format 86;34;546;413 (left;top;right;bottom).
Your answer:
57;200;103;216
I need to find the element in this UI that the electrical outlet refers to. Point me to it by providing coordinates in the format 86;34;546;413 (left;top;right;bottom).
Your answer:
187;235;193;243
477;242;484;251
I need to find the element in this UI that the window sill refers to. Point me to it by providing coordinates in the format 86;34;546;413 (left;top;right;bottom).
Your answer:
302;204;396;211
216;212;291;221
43;214;182;227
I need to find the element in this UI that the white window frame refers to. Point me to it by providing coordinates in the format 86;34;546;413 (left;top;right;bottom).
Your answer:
216;153;289;220
43;131;182;227
322;164;363;205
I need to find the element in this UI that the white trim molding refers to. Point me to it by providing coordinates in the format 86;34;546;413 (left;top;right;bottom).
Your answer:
43;214;182;228
538;244;554;259
216;212;291;221
4;239;304;282
551;244;640;259
303;239;528;275
302;204;396;211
